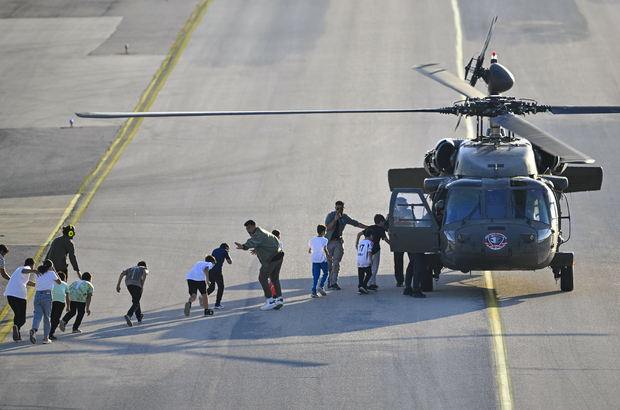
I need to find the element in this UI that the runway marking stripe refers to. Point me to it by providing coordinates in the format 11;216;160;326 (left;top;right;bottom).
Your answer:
484;271;514;410
0;0;214;343
451;1;514;406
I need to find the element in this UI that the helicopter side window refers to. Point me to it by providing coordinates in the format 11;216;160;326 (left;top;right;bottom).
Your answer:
485;190;507;219
392;193;432;227
511;189;550;224
444;190;482;224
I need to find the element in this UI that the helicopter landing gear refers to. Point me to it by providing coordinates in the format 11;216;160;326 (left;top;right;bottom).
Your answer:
421;266;434;292
560;263;574;292
553;264;574;292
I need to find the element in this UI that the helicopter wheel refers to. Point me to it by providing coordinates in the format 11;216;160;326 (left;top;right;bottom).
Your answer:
421;266;434;292
560;264;574;292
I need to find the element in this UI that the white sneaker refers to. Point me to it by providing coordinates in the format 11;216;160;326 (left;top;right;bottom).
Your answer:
214;304;224;309
317;286;327;296
260;299;277;310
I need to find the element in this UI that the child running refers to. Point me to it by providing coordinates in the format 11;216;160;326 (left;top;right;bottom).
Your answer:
356;229;374;294
308;224;331;298
185;255;216;316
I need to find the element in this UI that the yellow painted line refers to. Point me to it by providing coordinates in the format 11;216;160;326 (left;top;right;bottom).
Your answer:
0;0;215;343
483;270;514;410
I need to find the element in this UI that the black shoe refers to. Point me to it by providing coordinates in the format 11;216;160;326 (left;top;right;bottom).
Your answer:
49;335;57;340
29;329;36;344
396;283;404;287
137;314;144;323
403;287;414;296
368;285;378;291
12;325;19;342
358;286;369;294
204;309;214;316
330;284;342;290
412;292;427;298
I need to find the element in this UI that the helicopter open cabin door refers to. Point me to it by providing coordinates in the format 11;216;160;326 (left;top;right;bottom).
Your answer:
389;188;439;253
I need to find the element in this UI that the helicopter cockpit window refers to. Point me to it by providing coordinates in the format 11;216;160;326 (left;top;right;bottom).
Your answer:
511;189;550;224
392;192;432;227
485;190;507;219
444;190;482;224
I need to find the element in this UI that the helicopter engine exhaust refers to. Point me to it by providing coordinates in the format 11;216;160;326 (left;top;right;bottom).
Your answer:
424;138;460;176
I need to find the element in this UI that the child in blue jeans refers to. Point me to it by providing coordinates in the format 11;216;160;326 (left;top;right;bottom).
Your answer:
308;224;331;298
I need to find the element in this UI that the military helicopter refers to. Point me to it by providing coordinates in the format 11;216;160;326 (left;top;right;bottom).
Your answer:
77;17;618;292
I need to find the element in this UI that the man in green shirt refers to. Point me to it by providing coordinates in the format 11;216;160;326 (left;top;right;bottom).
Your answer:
235;220;284;311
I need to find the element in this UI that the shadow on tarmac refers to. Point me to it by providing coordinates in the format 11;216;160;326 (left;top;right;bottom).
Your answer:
0;272;606;360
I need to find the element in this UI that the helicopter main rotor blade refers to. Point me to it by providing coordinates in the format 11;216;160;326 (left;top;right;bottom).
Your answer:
492;113;594;164
547;106;620;114
75;108;450;119
413;64;487;99
470;15;498;87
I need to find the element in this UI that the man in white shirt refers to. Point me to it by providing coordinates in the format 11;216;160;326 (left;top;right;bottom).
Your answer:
2;257;39;342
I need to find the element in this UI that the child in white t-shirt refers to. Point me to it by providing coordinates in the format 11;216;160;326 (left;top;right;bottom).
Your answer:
308;224;332;298
356;229;374;294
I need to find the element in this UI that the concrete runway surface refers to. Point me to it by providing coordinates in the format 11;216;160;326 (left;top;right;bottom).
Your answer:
1;1;620;409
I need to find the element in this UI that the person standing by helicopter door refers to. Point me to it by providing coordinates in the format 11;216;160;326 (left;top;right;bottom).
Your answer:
46;225;81;280
325;201;368;290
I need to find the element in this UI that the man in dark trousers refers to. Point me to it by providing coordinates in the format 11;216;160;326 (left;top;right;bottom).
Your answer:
235;220;284;310
207;243;232;309
46;225;81;279
325;201;368;290
116;261;149;327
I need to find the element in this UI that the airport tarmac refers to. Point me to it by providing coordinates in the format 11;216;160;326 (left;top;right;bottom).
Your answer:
2;1;620;409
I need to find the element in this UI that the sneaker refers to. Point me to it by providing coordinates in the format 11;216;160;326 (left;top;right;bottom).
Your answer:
368;284;379;291
49;335;57;341
72;329;82;333
124;315;133;327
330;284;342;290
260;299;277;310
12;325;19;342
412;292;427;298
311;292;319;298
204;309;214;316
358;287;369;294
29;329;36;344
137;314;144;323
214;304;224;309
317;286;327;296
42;338;52;344
403;287;414;296
59;320;66;332
274;297;284;310
184;302;191;317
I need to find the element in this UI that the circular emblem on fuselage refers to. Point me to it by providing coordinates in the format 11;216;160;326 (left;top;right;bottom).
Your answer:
484;233;508;250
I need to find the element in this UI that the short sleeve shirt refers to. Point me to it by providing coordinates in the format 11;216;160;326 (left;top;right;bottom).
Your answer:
4;266;30;299
52;281;69;303
309;236;328;263
356;239;373;268
125;266;148;287
185;261;213;282
367;225;387;255
68;280;94;303
211;248;230;273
